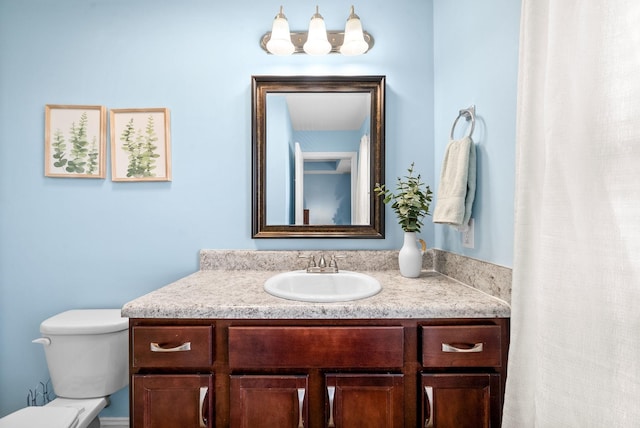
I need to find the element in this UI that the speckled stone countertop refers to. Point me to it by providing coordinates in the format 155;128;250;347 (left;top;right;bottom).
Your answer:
122;250;510;320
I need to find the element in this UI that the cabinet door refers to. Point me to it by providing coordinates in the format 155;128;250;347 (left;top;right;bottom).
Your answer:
421;373;500;428
230;375;308;428
133;374;214;428
325;374;403;428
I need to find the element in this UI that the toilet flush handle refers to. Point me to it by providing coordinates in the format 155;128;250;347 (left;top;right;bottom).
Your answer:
32;337;51;346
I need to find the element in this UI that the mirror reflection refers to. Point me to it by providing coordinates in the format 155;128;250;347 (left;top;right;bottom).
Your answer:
252;75;385;238
266;92;371;226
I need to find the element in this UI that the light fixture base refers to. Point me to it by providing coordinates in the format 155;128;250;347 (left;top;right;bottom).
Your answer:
260;30;374;55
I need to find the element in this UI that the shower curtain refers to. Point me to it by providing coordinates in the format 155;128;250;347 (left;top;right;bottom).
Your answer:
503;1;640;427
354;134;370;225
294;142;304;225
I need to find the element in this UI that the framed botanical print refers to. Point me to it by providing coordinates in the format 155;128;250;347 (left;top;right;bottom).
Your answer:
110;108;172;182
44;105;107;178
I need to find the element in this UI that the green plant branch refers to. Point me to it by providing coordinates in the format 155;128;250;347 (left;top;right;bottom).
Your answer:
374;162;432;233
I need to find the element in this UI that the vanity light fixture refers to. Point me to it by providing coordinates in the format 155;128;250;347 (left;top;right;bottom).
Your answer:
261;5;374;56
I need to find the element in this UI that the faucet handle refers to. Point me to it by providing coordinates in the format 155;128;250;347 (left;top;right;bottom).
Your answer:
298;254;316;268
328;254;346;270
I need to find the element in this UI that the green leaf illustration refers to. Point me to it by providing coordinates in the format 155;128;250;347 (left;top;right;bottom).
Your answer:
121;114;160;178
52;129;68;168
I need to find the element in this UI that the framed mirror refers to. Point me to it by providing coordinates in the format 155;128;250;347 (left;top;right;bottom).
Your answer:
252;75;385;238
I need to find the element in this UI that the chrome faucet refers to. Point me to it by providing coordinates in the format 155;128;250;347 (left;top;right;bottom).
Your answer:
299;254;344;273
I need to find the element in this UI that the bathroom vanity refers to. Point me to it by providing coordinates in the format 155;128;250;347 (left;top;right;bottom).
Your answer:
122;251;511;428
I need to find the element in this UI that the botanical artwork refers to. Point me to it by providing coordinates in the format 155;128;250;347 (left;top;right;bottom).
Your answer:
44;105;106;178
110;108;172;181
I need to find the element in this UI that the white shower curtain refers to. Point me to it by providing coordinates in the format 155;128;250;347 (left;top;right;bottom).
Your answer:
503;1;640;427
354;134;370;225
294;142;304;225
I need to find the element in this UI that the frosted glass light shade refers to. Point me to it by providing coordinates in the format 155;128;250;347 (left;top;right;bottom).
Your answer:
266;6;295;56
303;6;331;55
340;6;369;56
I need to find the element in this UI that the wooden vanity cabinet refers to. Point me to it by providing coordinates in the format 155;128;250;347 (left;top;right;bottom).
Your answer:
421;373;499;428
227;325;405;428
420;321;509;428
129;318;509;428
230;375;309;428
130;323;215;427
133;374;214;428
325;373;404;428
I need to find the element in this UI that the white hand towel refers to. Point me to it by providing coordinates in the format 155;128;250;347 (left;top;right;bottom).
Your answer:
433;136;476;227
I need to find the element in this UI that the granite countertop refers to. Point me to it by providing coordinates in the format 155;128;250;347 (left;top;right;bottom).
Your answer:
121;268;511;320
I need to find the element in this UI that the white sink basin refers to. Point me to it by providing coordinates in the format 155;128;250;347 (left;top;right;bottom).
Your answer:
264;270;381;303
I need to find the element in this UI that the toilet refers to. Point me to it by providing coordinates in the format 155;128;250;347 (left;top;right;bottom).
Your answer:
0;309;129;428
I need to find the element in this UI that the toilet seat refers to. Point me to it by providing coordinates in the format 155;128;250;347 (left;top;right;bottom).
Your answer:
48;397;107;428
0;397;107;428
0;406;79;428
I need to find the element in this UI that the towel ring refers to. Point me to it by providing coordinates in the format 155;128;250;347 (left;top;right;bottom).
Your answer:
450;105;476;140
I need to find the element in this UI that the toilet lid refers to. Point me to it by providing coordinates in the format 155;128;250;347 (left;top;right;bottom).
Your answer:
40;309;128;335
0;406;79;428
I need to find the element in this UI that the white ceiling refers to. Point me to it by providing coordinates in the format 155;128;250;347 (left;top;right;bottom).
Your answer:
285;92;370;131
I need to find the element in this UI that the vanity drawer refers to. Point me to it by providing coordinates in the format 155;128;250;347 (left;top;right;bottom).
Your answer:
132;326;214;368
421;325;502;368
228;326;404;369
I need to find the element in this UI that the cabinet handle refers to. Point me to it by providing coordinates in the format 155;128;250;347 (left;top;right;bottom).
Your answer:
297;388;306;428
199;387;208;428
149;341;191;352
424;386;434;428
327;386;336;427
441;342;483;353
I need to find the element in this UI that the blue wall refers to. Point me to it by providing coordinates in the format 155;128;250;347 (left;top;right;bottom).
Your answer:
0;0;519;418
433;0;521;267
265;95;292;224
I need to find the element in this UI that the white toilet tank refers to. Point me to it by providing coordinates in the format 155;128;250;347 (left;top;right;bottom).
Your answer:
37;309;129;399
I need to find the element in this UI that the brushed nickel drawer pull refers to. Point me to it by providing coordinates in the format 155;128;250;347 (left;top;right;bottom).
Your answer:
199;386;208;427
150;341;192;352
442;342;483;353
424;386;434;428
327;386;336;427
297;388;306;428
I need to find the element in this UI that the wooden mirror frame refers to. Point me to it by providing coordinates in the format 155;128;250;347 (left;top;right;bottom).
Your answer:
252;75;385;238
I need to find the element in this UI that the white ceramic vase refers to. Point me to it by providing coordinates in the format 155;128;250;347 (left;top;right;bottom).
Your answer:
398;231;425;278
